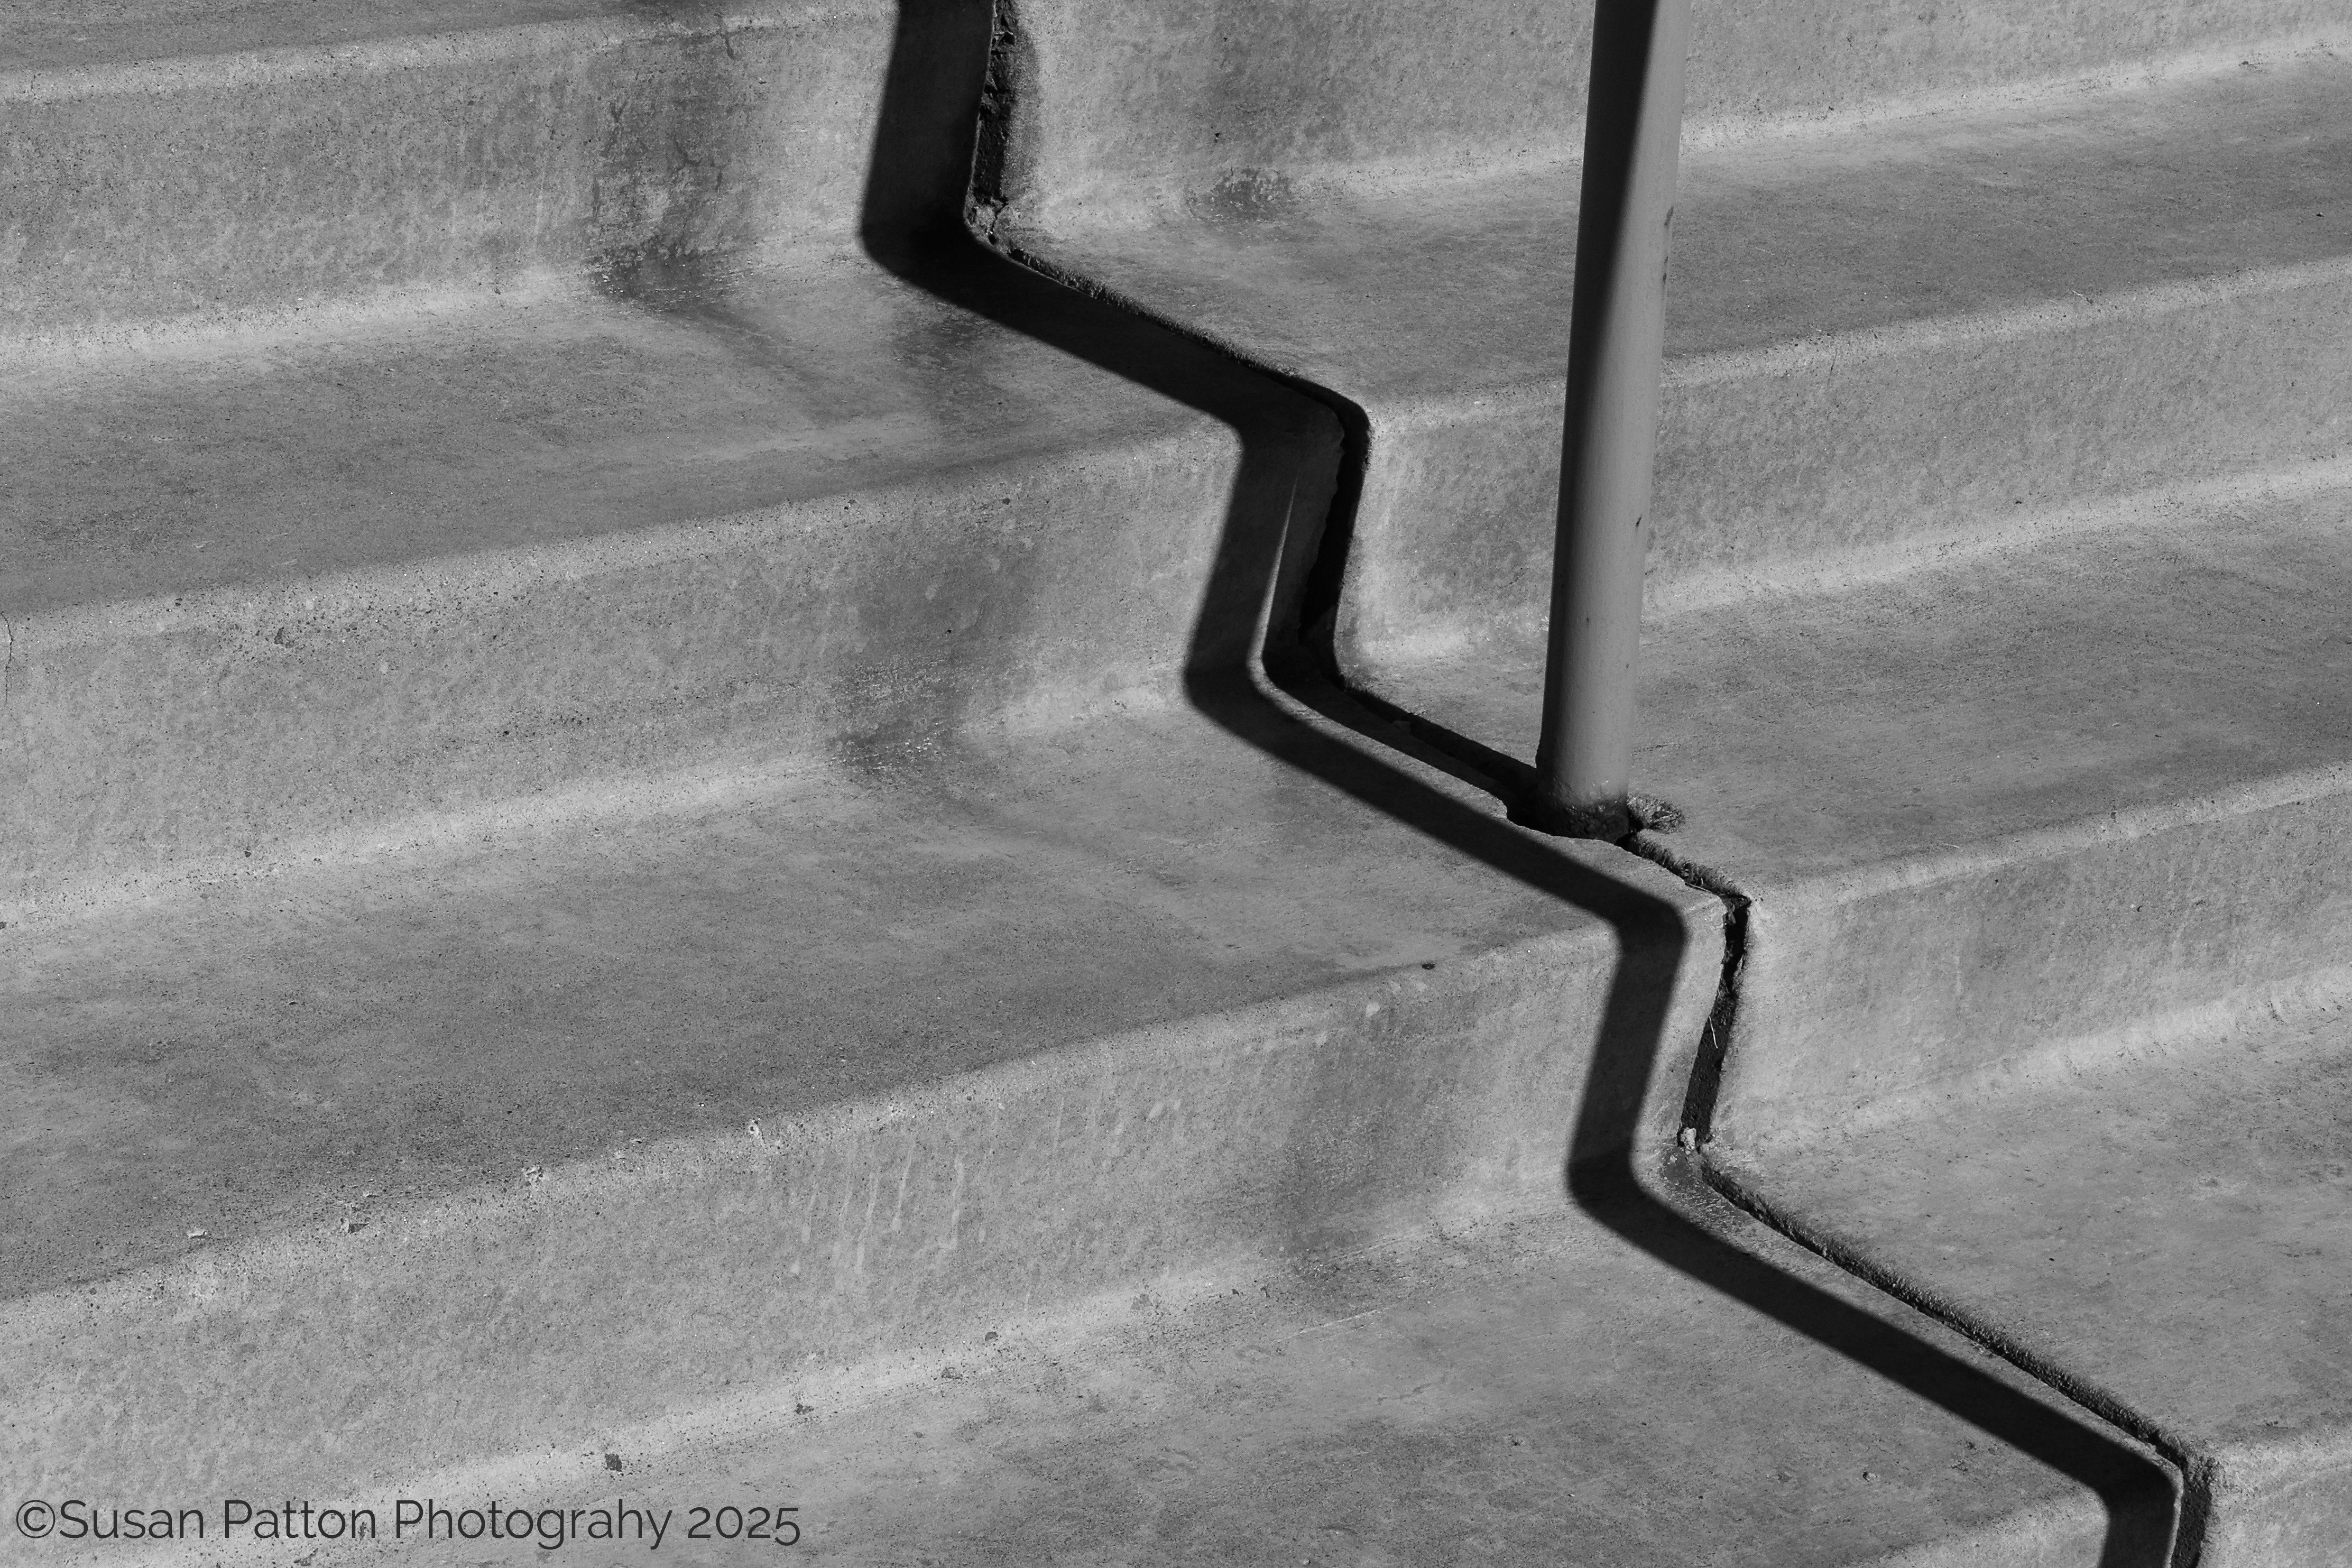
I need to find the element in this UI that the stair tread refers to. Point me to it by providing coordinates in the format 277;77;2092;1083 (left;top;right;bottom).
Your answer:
9;2;2343;1549
1375;479;2352;887
1338;396;2352;1557
1009;52;2352;640
1010;52;2352;409
1;232;1348;896
0;0;661;72
1371;474;2352;1129
388;1189;2175;1567
1711;998;2352;1554
0;697;1616;1303
1007;0;2349;236
8;684;1744;1496
2;260;1204;621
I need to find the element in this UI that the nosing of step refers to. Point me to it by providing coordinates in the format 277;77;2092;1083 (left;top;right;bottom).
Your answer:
0;9;783;105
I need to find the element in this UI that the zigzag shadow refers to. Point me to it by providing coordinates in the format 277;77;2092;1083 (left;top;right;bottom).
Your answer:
857;1;2178;1560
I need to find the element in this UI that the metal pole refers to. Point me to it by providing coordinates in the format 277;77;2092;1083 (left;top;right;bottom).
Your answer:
1523;0;1692;838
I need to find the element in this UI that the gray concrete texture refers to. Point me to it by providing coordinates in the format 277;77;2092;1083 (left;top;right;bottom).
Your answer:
1712;1000;2352;1564
240;1197;2174;1568
1;0;888;339
5;697;1722;1500
1368;483;2352;1128
8;0;2352;1560
998;0;2352;228
1004;54;2352;660
16;30;2352;896
995;1;2352;1558
0;270;1332;897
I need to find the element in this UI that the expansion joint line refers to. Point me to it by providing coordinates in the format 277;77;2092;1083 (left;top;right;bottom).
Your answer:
1614;832;1749;1142
0;609;15;748
1703;1164;2216;1567
1613;835;2213;1565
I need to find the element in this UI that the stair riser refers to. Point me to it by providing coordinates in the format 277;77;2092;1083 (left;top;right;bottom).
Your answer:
0;2;889;343
1713;787;2352;1148
1000;0;2349;228
2204;1442;2352;1568
13;1;2345;343
2;417;1334;902
6;906;1719;1499
1337;270;2352;664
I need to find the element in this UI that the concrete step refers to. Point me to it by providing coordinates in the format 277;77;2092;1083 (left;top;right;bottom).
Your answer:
24;43;2350;901
0;250;1336;902
5;0;1380;903
1708;990;2352;1566
12;0;2337;345
1330;478;2352;1561
188;1181;2179;1567
9;1;2340;1561
2;686;1724;1504
1001;50;2352;666
0;0;896;343
996;60;2352;1557
998;0;2352;231
1361;479;2352;1132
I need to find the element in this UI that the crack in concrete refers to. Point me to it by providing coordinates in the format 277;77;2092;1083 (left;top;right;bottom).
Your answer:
1701;1159;2213;1567
0;607;15;758
1619;832;1750;1142
1620;834;2211;1563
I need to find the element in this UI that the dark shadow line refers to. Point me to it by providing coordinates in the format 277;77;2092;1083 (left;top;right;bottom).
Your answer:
854;2;2178;1561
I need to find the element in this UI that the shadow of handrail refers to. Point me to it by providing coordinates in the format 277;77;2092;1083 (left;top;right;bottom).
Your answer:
855;2;2177;1560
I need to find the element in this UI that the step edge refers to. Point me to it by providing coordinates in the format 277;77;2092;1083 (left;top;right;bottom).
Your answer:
0;0;860;103
1005;31;2352;237
1344;449;2352;675
6;878;1721;1495
1677;27;2352;157
1744;756;2352;914
1717;961;2352;1158
3;841;1713;1312
2;408;1213;639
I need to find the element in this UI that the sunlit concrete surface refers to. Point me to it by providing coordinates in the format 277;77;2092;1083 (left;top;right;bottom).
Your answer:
7;0;2351;1562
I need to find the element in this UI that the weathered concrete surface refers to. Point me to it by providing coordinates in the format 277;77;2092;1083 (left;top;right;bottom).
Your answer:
1710;1000;2352;1565
0;258;1339;899
1369;479;2352;1132
1;0;2328;1555
3;692;1720;1499
0;0;742;69
0;0;894;339
1005;54;2352;667
1005;5;2352;1131
2;0;1388;907
1345;473;2352;1562
123;1193;2176;1568
998;0;2352;230
991;16;2352;1548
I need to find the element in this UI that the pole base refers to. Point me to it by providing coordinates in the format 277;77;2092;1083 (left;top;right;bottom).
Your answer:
1509;793;1633;840
1508;791;1685;841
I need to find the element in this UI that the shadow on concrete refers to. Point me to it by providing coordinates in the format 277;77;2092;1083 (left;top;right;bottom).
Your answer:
855;1;2177;1560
